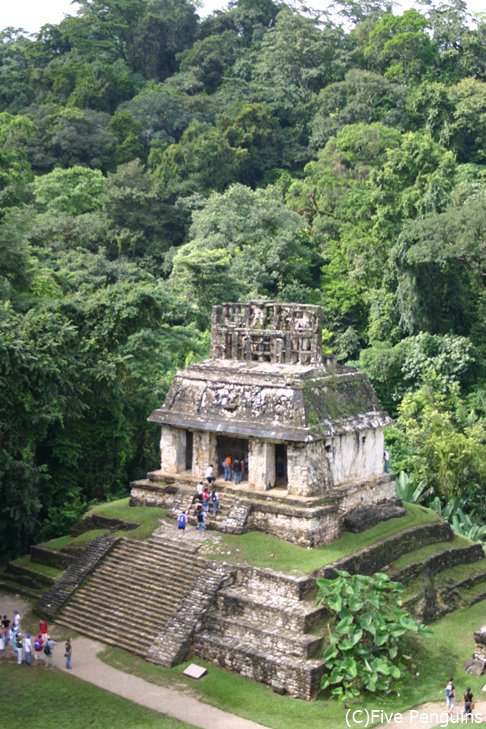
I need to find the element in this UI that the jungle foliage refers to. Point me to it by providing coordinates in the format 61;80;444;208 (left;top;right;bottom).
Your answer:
0;0;484;556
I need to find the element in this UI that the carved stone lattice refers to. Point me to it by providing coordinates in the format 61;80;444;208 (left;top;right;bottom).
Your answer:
210;301;323;366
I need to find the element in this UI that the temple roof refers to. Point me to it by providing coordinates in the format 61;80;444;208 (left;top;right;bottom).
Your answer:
149;358;392;442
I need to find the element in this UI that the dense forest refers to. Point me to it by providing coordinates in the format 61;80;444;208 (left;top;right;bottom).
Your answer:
1;0;485;557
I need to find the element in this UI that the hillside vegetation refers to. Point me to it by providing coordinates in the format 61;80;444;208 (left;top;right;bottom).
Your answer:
0;0;485;557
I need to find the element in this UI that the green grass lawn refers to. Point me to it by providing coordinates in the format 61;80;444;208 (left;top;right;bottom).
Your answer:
88;498;168;539
202;503;441;574
39;529;109;551
0;659;196;729
99;598;486;729
11;555;63;579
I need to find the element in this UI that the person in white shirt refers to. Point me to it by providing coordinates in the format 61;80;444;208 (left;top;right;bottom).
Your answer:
23;633;32;666
205;464;215;485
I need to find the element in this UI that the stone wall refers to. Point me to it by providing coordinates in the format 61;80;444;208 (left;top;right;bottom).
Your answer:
248;502;341;547
335;474;396;515
317;521;453;578
160;425;187;473
329;428;384;485
287;441;333;497
31;545;75;570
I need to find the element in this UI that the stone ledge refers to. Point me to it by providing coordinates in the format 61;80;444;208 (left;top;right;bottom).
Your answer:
70;513;139;536
317;521;453;578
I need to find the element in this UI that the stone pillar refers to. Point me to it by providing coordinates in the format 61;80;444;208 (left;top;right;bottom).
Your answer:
160;425;186;474
248;439;275;490
192;431;218;478
287;444;307;496
287;441;333;496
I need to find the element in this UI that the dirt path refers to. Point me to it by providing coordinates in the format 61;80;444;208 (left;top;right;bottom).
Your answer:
51;636;269;729
371;698;486;728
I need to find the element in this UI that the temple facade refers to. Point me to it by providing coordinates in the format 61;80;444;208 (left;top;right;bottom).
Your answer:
132;301;395;546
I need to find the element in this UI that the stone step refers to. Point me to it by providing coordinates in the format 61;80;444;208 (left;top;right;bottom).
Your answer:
236;567;317;601
192;631;324;700
436;558;486;595
92;563;196;595
56;614;152;656
0;575;43;600
119;537;197;560
59;599;173;635
100;552;197;580
7;562;56;588
216;588;326;633
318;521;453;578
59;591;177;629
204;614;324;659
81;573;192;607
386;540;485;584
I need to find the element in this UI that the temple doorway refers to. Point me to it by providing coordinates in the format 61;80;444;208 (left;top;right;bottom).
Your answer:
217;436;248;480
275;443;288;487
185;431;193;471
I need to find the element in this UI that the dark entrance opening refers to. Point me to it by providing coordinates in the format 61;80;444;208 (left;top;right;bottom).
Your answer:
217;436;248;480
275;443;288;487
185;431;193;471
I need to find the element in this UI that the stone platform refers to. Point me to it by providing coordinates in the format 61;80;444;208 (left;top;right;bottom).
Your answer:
130;470;396;547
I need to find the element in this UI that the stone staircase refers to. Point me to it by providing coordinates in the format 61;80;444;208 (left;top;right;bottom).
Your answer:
169;488;250;534
192;566;327;699
56;535;202;655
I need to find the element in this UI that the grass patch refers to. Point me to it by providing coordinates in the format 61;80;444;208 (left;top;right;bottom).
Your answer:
87;498;167;539
99;598;486;729
202;503;441;574
390;534;476;570
0;660;196;729
11;556;63;579
39;529;109;551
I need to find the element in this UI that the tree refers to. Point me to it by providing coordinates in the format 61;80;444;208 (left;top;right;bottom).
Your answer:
364;10;437;83
171;183;319;315
388;377;486;501
33;166;106;215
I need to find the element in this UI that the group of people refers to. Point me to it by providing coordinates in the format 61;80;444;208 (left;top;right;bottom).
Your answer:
445;677;475;719
0;611;72;669
178;472;221;538
221;455;244;483
178;459;248;537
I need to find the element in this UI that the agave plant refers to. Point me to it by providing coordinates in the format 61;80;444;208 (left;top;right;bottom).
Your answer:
395;472;430;504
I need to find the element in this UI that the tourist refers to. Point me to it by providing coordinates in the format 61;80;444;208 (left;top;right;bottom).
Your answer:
44;636;56;667
195;480;204;502
24;633;32;666
15;632;23;665
0;627;4;655
232;458;242;484
202;487;210;513
39;619;49;642
33;634;44;663
1;616;10;646
205;464;215;485
383;448;390;473
445;677;456;715
12;610;21;632
65;637;73;669
177;510;188;537
196;507;206;536
224;454;233;481
464;687;474;719
211;487;219;516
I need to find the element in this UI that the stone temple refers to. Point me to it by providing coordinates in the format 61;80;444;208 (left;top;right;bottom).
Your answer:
131;301;394;546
